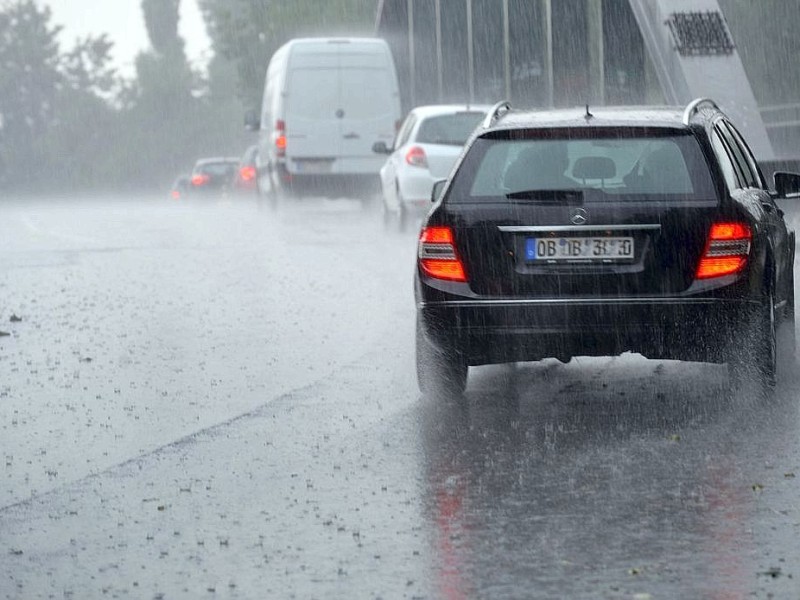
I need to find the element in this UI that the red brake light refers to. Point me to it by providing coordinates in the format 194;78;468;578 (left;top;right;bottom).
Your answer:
708;222;751;241
275;120;287;157
170;190;181;200
418;226;467;282
420;226;454;244
239;165;256;181
405;146;428;168
191;173;210;186
696;221;752;279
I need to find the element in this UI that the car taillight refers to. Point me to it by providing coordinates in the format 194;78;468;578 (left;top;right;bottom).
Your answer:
696;221;752;279
275;120;286;157
239;165;256;181
191;173;210;186
418;226;467;282
170;190;181;200
406;146;428;168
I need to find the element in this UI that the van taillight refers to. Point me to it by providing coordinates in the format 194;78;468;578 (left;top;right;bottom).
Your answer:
695;221;752;279
275;120;286;157
418;226;467;282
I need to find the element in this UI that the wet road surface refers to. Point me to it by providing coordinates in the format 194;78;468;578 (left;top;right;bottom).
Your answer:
2;197;800;598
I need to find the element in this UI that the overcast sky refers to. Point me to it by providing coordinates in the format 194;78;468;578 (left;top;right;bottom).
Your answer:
45;0;211;75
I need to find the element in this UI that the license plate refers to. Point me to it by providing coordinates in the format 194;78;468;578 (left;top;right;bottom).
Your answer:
526;237;634;261
294;160;332;174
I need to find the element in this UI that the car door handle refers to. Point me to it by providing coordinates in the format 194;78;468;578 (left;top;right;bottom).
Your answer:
343;132;360;140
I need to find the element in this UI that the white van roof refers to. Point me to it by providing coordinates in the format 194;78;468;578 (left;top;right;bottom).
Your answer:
282;37;390;55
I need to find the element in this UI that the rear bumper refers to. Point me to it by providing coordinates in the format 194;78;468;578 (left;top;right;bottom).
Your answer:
418;297;758;365
273;162;379;195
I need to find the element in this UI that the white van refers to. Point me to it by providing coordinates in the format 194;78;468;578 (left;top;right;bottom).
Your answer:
251;38;401;201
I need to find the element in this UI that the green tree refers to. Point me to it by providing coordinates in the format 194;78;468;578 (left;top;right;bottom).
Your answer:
0;0;63;187
199;0;377;106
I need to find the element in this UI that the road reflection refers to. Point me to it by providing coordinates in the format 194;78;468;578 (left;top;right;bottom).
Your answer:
417;357;800;597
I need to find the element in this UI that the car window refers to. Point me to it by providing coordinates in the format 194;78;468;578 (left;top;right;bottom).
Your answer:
414;112;485;146
454;131;715;201
710;128;740;191
722;121;766;189
716;122;759;188
394;114;416;148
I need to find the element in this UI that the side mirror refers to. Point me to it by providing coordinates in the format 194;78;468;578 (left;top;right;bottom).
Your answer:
774;172;800;198
372;141;391;155
431;179;447;203
244;109;260;132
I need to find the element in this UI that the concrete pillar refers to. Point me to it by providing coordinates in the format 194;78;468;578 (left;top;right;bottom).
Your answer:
435;0;443;101
503;0;511;101
467;0;475;104
587;0;605;105
407;0;416;107
544;0;554;107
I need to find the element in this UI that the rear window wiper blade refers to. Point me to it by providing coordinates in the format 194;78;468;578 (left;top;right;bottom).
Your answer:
505;189;584;204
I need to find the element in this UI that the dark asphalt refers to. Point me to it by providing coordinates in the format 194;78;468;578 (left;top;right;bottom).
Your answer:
1;197;800;599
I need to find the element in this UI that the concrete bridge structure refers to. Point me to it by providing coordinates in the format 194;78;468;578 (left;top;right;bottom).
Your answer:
375;0;800;165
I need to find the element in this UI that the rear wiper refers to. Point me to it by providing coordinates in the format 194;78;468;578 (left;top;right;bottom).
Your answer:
505;189;584;204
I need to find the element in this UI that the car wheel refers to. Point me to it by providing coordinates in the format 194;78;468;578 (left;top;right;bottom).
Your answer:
751;289;778;392
382;202;395;231
778;272;796;369
257;168;279;211
728;289;777;394
416;316;468;399
397;201;409;233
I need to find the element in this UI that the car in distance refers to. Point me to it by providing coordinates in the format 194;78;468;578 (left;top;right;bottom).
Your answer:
416;99;798;397
169;175;190;200
187;157;240;197
246;37;401;204
373;104;489;231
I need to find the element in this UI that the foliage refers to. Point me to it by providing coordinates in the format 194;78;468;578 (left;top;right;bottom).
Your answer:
199;0;378;107
0;0;247;194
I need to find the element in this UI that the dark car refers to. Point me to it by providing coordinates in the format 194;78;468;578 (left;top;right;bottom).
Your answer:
169;175;190;200
187;157;240;196
415;99;799;397
233;145;259;194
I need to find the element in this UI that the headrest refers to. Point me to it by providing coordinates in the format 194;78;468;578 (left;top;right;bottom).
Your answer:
572;156;616;180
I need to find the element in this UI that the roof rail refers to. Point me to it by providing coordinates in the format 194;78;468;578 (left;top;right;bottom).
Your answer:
682;98;720;125
483;100;511;128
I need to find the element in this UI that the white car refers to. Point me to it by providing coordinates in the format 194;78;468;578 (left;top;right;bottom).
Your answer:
374;105;489;230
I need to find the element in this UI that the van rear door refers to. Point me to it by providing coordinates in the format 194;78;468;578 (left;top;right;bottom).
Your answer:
338;66;398;170
285;67;341;174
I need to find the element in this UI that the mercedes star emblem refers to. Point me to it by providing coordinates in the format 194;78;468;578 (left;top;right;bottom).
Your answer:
570;208;588;225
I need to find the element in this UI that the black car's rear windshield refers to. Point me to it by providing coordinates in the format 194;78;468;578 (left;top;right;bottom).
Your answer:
415;112;486;146
448;127;717;202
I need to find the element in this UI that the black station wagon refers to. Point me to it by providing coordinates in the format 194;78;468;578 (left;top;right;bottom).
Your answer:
415;99;799;397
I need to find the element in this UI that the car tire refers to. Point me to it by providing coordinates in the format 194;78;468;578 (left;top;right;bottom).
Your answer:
728;289;777;394
257;167;279;212
382;202;394;231
752;289;778;392
778;273;796;369
416;317;468;399
758;291;778;388
397;201;409;233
